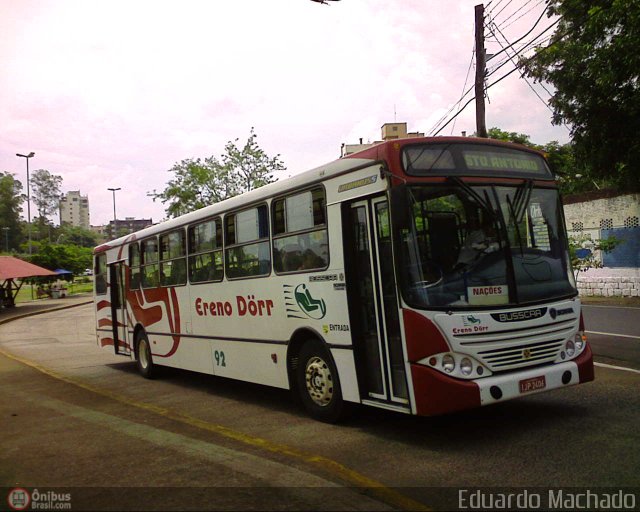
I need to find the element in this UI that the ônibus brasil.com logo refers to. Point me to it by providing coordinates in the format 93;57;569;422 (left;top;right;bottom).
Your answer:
7;488;72;510
7;488;30;511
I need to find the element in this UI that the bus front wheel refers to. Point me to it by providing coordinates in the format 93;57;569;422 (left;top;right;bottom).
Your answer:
296;340;346;423
136;332;157;379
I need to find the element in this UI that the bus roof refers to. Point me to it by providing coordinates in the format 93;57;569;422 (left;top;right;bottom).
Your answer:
95;136;548;254
95;154;375;253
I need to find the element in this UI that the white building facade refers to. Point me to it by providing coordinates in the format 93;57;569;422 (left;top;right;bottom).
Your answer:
59;191;90;228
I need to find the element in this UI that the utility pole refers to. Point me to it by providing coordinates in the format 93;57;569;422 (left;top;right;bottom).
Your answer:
475;3;488;138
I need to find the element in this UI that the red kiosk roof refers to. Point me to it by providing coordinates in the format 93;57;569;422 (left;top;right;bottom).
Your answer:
0;256;57;280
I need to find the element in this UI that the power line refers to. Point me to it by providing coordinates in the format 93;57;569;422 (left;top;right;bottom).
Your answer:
430;0;598;138
493;0;536;29
485;0;508;17
486;6;551;64
451;49;476;135
487;0;516;24
486;20;558;78
487;18;556;115
498;0;547;32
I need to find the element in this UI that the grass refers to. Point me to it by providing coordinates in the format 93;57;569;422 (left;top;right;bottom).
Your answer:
580;295;640;307
14;279;93;304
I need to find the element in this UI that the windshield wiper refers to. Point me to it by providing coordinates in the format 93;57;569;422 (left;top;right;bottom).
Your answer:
512;178;534;224
506;179;535;257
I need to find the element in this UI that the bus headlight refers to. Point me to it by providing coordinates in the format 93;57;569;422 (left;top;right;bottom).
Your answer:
460;357;473;376
418;352;491;379
442;354;455;373
565;339;575;357
575;332;586;351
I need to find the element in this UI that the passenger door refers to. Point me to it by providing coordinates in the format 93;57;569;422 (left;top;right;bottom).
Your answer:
344;196;408;406
109;262;131;356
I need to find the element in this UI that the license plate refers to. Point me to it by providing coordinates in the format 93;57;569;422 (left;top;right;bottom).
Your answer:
519;375;546;394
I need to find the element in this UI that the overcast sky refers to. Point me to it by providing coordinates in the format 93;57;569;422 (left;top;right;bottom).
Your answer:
1;0;569;226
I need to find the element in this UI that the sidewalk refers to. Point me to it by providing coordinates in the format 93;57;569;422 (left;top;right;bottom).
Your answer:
0;293;93;326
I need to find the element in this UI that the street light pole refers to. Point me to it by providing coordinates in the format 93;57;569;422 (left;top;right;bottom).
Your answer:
107;187;121;239
16;152;35;254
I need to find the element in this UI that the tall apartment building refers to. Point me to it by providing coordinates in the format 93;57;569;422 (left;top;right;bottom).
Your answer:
59;191;90;228
341;122;425;157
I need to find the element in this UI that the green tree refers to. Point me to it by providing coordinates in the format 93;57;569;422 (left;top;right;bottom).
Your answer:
28;242;93;275
30;169;63;225
486;127;580;194
487;127;533;146
57;224;99;248
150;128;284;218
524;0;640;190
0;172;25;252
220;128;285;192
569;233;623;279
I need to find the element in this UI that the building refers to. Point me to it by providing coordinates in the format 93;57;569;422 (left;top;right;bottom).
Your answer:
107;217;153;239
563;190;640;297
341;122;425;157
59;191;90;228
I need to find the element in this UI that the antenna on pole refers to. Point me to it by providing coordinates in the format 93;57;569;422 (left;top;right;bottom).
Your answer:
475;3;488;138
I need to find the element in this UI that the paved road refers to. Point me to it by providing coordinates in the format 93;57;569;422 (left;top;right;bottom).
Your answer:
583;304;640;369
1;303;639;511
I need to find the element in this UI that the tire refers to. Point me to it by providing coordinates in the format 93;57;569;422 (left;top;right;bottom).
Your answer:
136;331;157;379
296;340;346;423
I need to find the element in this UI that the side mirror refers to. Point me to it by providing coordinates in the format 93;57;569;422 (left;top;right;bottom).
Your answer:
390;184;410;231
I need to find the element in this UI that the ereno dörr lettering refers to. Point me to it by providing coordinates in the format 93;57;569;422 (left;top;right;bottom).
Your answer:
195;296;274;317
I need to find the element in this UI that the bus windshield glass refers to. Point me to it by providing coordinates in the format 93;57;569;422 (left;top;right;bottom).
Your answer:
395;183;576;309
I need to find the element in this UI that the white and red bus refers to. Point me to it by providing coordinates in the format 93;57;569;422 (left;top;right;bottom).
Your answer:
93;137;594;422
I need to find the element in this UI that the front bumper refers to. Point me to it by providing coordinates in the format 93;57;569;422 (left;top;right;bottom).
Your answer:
410;344;593;416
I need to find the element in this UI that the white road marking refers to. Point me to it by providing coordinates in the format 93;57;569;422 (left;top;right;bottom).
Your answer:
595;362;640;375
586;331;640;340
582;304;640;310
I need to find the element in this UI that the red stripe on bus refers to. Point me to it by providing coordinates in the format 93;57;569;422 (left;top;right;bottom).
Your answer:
98;318;112;328
156;287;182;358
100;337;114;347
97;300;111;311
402;309;450;361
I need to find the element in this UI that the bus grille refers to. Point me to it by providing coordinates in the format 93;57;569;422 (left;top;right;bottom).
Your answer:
476;339;564;371
448;318;576;372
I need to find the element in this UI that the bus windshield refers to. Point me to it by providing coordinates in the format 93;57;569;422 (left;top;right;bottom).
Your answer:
395;182;577;309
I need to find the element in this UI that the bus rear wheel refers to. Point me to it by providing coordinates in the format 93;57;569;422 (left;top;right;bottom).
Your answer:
296;340;346;423
136;332;157;379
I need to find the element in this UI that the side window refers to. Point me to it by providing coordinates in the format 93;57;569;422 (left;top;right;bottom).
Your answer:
129;243;141;290
272;188;328;273
160;230;187;287
141;237;159;288
94;253;107;295
225;205;271;279
188;218;223;283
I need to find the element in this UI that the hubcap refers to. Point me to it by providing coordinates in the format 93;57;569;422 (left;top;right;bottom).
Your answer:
305;356;333;407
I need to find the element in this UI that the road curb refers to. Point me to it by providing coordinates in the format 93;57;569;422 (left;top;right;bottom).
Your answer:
0;299;93;326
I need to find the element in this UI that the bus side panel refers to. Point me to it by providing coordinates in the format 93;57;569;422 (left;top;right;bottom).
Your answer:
208;339;289;389
331;349;361;403
95;297;113;349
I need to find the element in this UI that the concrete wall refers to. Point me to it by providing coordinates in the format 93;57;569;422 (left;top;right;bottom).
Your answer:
576;269;640;297
564;192;640;274
564;192;640;232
